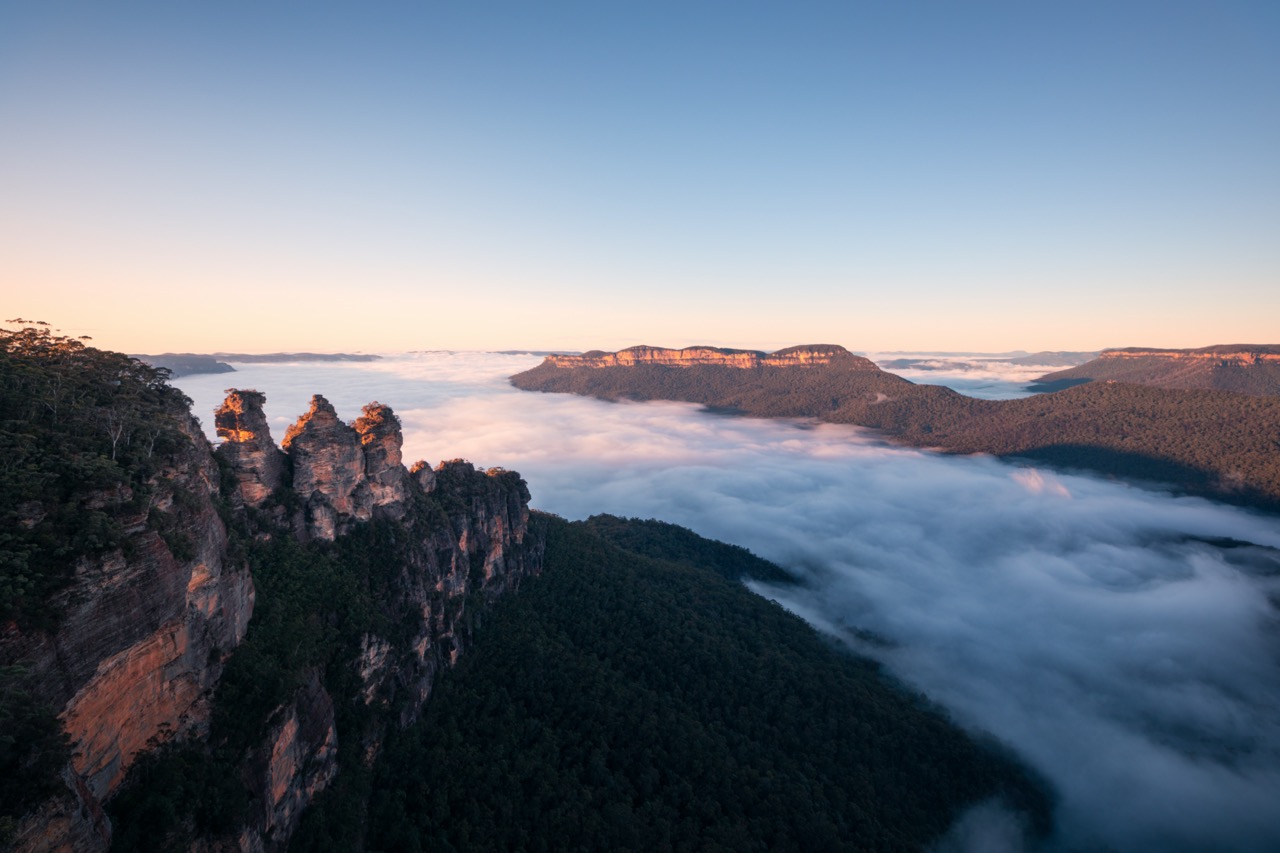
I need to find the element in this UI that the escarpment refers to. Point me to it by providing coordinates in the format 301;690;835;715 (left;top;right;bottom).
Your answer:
545;343;872;369
4;370;542;851
3;382;253;851
1034;344;1280;396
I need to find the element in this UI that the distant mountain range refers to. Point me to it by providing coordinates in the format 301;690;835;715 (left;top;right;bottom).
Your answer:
1032;345;1280;395
876;350;1098;369
134;352;382;377
511;344;1280;512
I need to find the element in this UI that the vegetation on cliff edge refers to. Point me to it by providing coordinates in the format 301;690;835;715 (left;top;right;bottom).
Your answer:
0;321;196;626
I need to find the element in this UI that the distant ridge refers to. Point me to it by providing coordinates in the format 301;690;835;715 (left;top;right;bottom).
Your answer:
545;344;868;369
512;343;1280;512
1033;345;1280;396
135;351;382;378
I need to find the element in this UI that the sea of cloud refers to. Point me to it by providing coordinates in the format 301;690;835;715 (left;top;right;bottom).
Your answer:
865;353;1070;399
174;353;1280;852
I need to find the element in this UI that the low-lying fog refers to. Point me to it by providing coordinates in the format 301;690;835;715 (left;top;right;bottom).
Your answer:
865;353;1073;399
174;353;1280;852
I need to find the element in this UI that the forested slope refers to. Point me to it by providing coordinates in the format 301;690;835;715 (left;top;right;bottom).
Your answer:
305;514;1052;852
1033;345;1280;396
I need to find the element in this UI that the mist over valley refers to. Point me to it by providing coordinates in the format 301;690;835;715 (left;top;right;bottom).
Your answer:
170;353;1280;852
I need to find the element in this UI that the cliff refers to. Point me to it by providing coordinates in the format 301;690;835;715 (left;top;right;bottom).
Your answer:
2;331;541;853
1034;344;1280;396
545;344;873;369
1;332;254;850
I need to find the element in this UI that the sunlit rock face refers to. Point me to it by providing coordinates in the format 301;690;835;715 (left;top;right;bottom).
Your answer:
1099;346;1280;364
215;390;286;507
10;385;542;853
283;394;363;513
5;412;254;852
545;343;874;369
277;396;415;539
354;403;411;515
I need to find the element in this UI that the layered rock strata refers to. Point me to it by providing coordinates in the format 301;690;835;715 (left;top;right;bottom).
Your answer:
5;411;254;851
214;390;286;507
9;388;542;853
213;392;542;851
546;344;874;369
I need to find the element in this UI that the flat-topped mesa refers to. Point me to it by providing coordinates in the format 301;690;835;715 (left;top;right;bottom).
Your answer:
1100;346;1280;365
214;389;286;507
544;344;873;369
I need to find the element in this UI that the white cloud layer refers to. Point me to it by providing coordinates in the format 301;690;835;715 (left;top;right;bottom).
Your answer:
174;353;1280;852
866;353;1073;399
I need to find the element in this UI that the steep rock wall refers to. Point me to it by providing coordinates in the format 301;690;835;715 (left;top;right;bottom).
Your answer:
214;390;286;508
207;392;544;852
4;413;254;851
8;384;542;853
545;344;872;369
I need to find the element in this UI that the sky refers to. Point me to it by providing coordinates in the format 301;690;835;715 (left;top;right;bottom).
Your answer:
174;354;1280;852
3;1;1278;354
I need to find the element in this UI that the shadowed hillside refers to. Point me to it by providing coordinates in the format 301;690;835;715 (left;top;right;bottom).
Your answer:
1033;345;1280;396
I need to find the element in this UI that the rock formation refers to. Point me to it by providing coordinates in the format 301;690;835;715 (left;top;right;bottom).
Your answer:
7;386;542;853
4;411;254;850
545;344;875;369
214;389;286;507
354;403;411;515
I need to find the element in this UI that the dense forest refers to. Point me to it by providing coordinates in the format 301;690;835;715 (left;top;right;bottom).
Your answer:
289;514;1050;852
0;322;197;626
107;513;1051;851
511;356;1280;512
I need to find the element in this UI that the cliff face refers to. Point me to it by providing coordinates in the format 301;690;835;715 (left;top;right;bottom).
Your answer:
209;392;540;851
545;344;874;369
5;411;253;852
7;382;542;853
1034;345;1280;396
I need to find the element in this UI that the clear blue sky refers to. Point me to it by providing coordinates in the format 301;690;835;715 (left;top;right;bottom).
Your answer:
2;1;1277;353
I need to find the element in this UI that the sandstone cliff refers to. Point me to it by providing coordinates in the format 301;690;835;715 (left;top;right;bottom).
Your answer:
545;344;874;369
1034;344;1280;396
4;377;542;852
203;391;542;851
214;390;285;508
4;408;253;851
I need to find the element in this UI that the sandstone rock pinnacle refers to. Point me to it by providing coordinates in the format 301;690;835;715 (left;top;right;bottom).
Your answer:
214;389;286;507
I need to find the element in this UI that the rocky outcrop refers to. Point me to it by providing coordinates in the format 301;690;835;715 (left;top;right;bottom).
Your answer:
8;380;543;853
243;673;337;852
267;396;416;540
4;411;254;851
215;390;286;507
354;403;410;515
282;395;365;535
203;393;541;851
545;344;873;369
